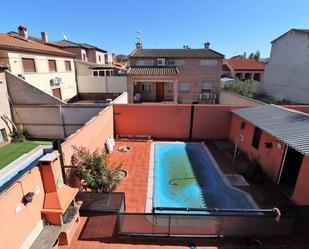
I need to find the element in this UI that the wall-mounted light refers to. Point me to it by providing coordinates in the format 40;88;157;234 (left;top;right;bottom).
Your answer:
22;192;35;205
240;122;246;130
265;141;273;149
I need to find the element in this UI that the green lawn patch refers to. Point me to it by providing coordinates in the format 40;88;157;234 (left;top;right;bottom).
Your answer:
0;140;52;170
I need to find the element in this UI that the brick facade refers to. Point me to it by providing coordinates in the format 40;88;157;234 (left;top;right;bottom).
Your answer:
128;52;223;103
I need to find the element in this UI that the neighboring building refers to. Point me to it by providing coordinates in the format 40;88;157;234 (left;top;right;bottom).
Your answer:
75;59;127;98
262;29;309;103
0;62;11;144
0;26;78;101
48;39;113;64
222;58;264;81
127;42;224;103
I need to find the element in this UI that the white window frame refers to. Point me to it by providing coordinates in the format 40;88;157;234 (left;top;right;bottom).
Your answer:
179;83;190;92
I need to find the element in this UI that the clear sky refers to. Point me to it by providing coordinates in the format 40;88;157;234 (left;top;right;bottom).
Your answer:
1;0;309;58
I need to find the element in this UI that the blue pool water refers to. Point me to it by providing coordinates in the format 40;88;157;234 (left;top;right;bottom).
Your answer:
153;143;254;213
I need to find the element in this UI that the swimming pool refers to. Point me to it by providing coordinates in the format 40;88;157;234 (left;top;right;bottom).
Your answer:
152;142;256;213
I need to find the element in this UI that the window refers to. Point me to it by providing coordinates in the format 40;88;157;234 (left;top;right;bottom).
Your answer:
98;55;101;62
201;82;212;92
141;83;152;92
179;83;190;92
93;70;98;76
200;60;217;67
166;60;185;66
22;58;36;73
99;71;105;77
65;61;71;71
252;127;262;149
0;128;8;144
83;54;86;61
136;60;154;66
253;73;261;81
106;71;110;77
48;60;57;72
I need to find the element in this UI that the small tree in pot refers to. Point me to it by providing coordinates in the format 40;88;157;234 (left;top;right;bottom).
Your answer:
71;146;121;192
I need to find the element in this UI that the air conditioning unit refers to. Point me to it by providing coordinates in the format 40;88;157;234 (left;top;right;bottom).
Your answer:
157;58;165;66
50;77;62;87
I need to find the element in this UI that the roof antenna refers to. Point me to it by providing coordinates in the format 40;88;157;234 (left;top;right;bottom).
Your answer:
135;30;142;48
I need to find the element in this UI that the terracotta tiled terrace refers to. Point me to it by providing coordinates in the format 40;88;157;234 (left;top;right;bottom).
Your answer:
59;140;309;249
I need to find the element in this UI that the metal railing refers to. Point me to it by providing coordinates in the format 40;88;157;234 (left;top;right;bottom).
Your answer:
118;208;295;237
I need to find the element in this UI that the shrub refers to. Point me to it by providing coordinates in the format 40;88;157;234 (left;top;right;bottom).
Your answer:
223;80;256;98
71;146;121;192
9;128;27;143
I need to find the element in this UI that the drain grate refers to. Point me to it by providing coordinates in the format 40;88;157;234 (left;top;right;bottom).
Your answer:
225;174;249;186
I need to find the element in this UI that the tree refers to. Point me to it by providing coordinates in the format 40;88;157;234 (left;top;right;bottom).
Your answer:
223;80;256;98
248;52;255;59
71;146;121;192
254;50;260;61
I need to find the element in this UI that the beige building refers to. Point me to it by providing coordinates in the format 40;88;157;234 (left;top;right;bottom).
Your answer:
127;42;224;104
0;26;78;101
0;63;11;144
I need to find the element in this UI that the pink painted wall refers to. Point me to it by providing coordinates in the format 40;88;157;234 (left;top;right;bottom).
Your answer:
291;156;309;205
228;114;285;182
114;104;249;140
192;105;248;139
0;167;45;249
114;104;192;139
61;105;114;166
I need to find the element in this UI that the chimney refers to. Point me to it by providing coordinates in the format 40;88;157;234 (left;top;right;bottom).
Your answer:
41;31;48;43
204;42;210;49
18;26;28;39
135;42;142;49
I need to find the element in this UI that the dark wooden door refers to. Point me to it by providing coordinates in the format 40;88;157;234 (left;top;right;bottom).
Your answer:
52;88;62;100
156;82;164;102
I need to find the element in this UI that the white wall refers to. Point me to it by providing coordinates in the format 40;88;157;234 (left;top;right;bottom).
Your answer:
219;90;264;106
262;30;309;103
0;70;12;140
2;51;77;101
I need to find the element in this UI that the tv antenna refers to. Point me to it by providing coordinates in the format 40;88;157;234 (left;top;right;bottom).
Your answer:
136;30;142;43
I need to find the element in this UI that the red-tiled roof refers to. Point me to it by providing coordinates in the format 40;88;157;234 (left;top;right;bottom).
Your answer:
0;33;74;57
225;59;264;71
130;48;224;58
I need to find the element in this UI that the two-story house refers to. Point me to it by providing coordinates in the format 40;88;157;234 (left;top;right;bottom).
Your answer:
48;39;112;64
0;26;78;101
262;29;309;103
127;42;224;103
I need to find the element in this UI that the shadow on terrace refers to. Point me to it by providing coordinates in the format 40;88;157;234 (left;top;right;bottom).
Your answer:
58;103;309;248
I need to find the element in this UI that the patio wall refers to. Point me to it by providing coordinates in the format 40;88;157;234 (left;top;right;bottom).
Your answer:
192;105;248;139
0;166;45;249
229;113;309;205
114;104;192;139
61;105;114;166
113;104;248;140
219;89;264;106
